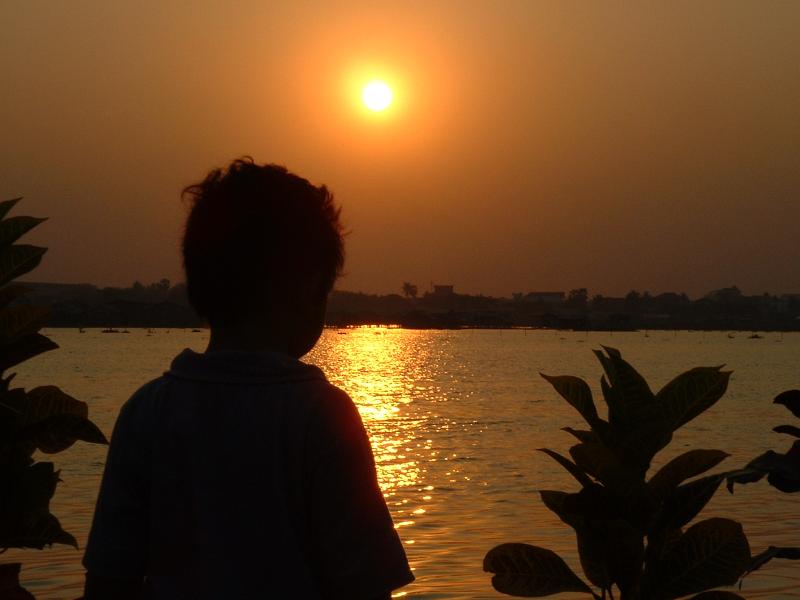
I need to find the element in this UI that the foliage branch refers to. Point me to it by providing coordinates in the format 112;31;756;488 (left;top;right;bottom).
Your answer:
484;347;757;600
0;198;108;598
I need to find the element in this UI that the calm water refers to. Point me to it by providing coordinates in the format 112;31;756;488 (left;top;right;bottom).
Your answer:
6;329;800;599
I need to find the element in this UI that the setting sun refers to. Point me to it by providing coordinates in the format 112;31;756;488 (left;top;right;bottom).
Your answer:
362;80;393;111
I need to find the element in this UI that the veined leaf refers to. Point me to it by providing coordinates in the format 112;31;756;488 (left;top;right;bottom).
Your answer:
652;518;750;599
0;284;31;310
648;450;730;496
541;374;599;427
484;543;595;597
660;474;725;531
0;216;47;247
774;389;800;419
0;332;58;374
0;245;48;289
22;385;88;424
538;448;594;488
657;367;731;432
0;305;50;345
0;198;22;221
18;413;108;453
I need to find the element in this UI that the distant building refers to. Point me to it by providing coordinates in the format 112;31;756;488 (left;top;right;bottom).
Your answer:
432;284;454;296
525;291;565;304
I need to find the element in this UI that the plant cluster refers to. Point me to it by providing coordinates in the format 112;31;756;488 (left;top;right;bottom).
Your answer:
0;199;107;598
727;389;800;494
485;346;751;600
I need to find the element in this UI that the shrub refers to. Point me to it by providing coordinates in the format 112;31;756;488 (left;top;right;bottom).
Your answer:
0;198;108;597
484;346;749;600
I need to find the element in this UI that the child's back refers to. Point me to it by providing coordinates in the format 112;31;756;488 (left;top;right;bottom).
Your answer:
83;160;413;599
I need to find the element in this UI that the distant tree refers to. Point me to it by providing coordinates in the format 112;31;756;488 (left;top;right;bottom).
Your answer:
625;289;641;309
512;292;523;302
566;288;588;309
402;282;418;299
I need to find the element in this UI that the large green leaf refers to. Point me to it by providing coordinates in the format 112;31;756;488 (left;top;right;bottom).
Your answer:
0;305;50;345
18;413;108;453
648;450;730;497
0;245;48;289
0;332;58;374
540;374;599;427
0;216;47;248
483;543;595;597
650;518;750;599
0;198;22;221
656;367;731;432
538;448;594;488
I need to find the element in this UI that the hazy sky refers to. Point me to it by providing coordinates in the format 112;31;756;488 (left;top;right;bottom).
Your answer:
2;1;798;297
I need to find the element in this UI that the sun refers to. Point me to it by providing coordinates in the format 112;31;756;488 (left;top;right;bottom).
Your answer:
362;80;393;112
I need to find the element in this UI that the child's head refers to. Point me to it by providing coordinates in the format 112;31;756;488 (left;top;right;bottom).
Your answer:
182;158;344;350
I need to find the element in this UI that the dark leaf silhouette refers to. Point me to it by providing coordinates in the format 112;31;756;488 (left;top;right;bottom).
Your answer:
487;348;763;599
0;216;48;248
484;543;595;597
652;518;750;599
727;443;800;494
656;367;730;432
0;199;105;594
538;448;593;488
774;390;800;418
0;333;58;374
648;450;729;497
773;424;800;438
540;374;599;427
743;546;800;578
0;245;47;289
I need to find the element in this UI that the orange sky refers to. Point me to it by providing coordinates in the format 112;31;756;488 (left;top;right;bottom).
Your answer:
1;1;798;297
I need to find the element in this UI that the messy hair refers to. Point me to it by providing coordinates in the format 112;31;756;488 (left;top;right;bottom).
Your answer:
181;158;344;326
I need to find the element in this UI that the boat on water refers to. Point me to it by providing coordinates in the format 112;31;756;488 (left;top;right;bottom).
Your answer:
101;328;120;334
748;333;763;339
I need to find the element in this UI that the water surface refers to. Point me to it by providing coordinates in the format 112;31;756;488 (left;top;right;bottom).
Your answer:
7;329;800;599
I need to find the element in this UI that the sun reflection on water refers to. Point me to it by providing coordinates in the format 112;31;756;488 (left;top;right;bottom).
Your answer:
309;328;427;498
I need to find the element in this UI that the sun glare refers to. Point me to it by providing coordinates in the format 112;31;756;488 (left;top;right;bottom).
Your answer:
362;80;393;111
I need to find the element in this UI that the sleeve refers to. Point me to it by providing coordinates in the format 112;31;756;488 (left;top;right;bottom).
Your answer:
82;394;150;578
306;387;415;600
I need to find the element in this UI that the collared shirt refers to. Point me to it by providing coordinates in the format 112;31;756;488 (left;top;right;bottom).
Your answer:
83;349;414;599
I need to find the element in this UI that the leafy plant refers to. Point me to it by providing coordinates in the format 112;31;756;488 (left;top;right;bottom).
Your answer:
727;389;800;494
0;198;108;597
484;347;752;600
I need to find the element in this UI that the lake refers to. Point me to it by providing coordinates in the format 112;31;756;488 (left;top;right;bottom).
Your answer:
6;328;800;599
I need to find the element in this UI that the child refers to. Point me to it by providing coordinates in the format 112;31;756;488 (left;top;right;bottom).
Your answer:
83;159;414;599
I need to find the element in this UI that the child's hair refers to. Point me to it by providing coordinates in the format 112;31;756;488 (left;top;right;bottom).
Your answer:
181;157;344;326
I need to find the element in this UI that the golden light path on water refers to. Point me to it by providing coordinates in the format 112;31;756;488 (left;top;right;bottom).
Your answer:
309;328;432;562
